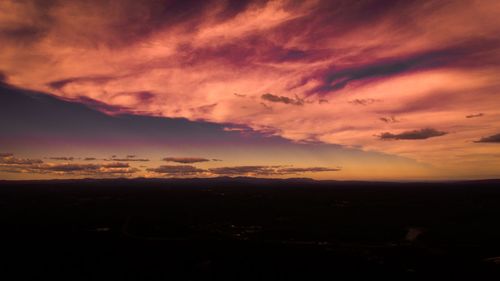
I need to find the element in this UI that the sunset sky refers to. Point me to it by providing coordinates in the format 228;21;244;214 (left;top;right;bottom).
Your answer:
1;0;500;180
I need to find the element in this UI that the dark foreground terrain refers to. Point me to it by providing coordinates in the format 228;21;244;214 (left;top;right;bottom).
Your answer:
1;177;500;280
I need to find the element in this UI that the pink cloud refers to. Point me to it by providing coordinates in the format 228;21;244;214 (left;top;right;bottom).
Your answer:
1;0;500;177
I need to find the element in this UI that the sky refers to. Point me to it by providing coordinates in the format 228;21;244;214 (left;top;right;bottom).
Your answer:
1;0;499;180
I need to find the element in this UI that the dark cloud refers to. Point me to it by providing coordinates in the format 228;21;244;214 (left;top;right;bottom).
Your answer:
147;165;206;176
474;133;500;143
0;72;7;84
83;157;97;161
308;38;500;95
0;153;14;158
466;113;484;119
318;99;329;104
126;155;136;158
379;116;399;123
48;157;75;161
112;91;156;104
163;157;211;164
102;162;130;168
215;0;266;21
379;128;447;140
70;96;131;114
104;158;150;162
47;75;116;90
261;93;304;106
46;163;101;172
311;52;443;93
349;99;381;106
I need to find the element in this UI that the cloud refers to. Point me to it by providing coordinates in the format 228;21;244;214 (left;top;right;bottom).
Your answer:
147;165;206;176
379;116;399;123
2;0;500;176
261;93;304;106
349;99;381;106
104;157;149;162
277;167;341;173
0;153;14;158
48;157;75;161
208;165;340;176
0;154;43;165
102;162;129;168
379;128;448;140
83;157;97;161
466;113;484;119
69;96;131;114
475;133;500;143
45;163;101;172
0;71;7;84
311;49;461;93
47;75;116;90
0;153;139;176
209;165;278;176
162;157;211;164
190;103;218;115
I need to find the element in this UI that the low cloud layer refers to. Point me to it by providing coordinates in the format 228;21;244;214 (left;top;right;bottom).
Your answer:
145;164;341;177
0;153;139;177
208;165;340;177
146;165;206;176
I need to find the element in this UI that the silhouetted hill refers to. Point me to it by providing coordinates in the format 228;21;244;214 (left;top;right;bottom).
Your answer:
1;178;500;280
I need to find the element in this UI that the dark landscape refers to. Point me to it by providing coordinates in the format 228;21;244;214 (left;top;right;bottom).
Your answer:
2;178;500;280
